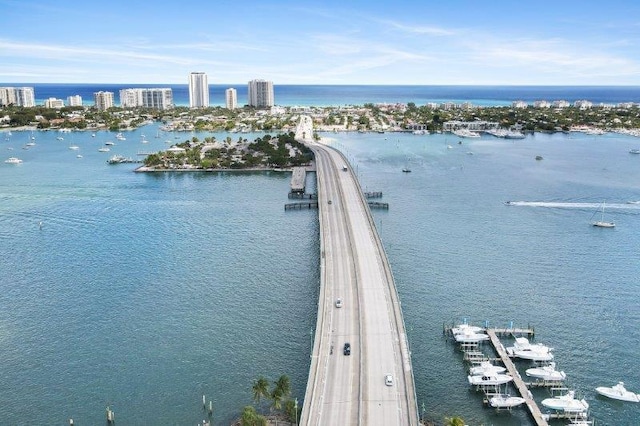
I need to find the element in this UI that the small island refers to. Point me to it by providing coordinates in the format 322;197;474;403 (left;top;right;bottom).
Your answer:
136;132;313;172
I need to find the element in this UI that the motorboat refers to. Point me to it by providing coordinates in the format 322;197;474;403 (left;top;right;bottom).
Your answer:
4;157;23;164
454;327;490;343
451;323;484;335
629;149;640;154
489;394;526;409
98;147;110;152
68;145;79;150
595;382;640;402
541;391;589;413
469;361;506;376
468;373;513;386
525;362;566;381
105;141;115;146
506;337;554;362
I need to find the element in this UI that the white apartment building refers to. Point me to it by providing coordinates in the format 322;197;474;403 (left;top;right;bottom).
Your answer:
248;79;274;108
0;87;35;107
573;100;593;109
512;100;528;109
189;72;209;108
533;100;551;108
552;100;570;108
94;91;114;111
118;88;173;110
225;88;237;110
44;97;64;109
67;95;83;107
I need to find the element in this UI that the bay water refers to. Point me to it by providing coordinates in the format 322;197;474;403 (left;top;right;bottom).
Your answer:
1;126;639;425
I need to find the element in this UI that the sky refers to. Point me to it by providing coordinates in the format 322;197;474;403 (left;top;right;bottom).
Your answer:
2;0;640;85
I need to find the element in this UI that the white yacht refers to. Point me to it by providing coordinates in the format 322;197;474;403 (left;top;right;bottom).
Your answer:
4;157;23;164
541;391;589;413
68;145;80;150
469;361;506;376
454;328;490;343
468;373;513;386
115;132;126;141
453;128;481;138
489;394;526;409
595;382;640;402
525;362;566;381
506;337;554;362
98;147;110;152
451;323;484;335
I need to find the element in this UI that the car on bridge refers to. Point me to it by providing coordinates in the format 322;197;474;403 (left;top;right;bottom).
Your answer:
343;342;351;355
385;374;394;386
335;298;342;308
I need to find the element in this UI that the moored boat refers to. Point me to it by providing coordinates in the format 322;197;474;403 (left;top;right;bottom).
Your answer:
541;390;589;413
506;337;554;362
469;361;506;376
468;373;513;386
489;394;526;408
525;362;566;381
4;157;23;164
595;382;640;402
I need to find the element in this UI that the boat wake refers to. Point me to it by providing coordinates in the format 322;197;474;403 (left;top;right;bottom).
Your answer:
504;201;640;210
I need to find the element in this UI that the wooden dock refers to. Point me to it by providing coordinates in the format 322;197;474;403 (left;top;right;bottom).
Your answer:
486;329;549;426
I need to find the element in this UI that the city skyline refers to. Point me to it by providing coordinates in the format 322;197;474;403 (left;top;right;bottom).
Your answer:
1;0;640;86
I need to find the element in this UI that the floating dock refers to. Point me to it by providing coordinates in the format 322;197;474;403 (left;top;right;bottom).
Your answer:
486;329;549;426
284;201;318;210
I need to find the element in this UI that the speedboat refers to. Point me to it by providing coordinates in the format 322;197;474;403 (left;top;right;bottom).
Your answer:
489;394;526;408
629;149;640;154
469;361;506;376
468;373;513;386
595;382;640;402
506;337;554;362
541;391;589;413
454;328;490;343
4;157;23;164
451;323;484;335
525;362;566;381
98;147;110;152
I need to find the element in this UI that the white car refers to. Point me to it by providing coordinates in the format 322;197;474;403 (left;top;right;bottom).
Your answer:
335;298;343;308
384;374;393;386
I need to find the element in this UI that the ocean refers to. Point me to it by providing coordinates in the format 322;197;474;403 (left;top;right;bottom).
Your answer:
5;83;640;107
1;86;640;425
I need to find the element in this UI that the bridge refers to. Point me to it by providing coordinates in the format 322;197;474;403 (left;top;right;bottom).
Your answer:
296;117;419;425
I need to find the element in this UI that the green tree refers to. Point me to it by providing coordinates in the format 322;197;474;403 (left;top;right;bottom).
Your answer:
274;375;291;399
252;377;270;404
444;416;465;426
241;405;266;426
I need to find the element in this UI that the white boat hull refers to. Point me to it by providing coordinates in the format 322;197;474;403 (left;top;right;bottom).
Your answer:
526;364;566;381
489;395;526;408
595;382;640;402
542;392;589;413
468;374;513;386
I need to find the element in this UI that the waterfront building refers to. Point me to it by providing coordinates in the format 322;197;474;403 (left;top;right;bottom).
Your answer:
120;88;173;110
443;120;499;132
553;100;570;108
574;99;593;109
440;102;456;110
0;87;35;107
67;95;83;107
512;100;528;109
44;97;65;109
533;100;550;108
93;91;114;111
225;88;237;110
189;72;209;108
248;79;274;108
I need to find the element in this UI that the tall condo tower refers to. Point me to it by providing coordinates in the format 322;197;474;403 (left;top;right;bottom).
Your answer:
247;79;274;108
93;91;114;111
189;72;209;108
225;88;237;110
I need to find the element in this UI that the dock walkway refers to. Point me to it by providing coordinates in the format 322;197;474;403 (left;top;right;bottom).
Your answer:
486;329;549;426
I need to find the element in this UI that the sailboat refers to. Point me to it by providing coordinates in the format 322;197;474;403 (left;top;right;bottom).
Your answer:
592;202;615;228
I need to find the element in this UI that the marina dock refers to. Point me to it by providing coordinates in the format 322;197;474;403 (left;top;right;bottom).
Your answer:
486;329;549;426
290;166;306;193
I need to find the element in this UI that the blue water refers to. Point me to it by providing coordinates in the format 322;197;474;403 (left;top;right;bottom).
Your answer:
4;83;640;107
1;127;640;425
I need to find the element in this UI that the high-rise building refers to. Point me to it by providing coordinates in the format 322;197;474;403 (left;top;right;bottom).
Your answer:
189;72;209;108
44;97;64;109
94;91;114;111
0;87;35;107
67;95;83;107
225;88;237;110
247;79;274;108
119;88;173;110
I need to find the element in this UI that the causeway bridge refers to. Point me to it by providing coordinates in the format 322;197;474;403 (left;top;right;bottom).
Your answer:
295;117;419;425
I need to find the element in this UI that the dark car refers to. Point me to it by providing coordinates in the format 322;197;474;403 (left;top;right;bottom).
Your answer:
343;342;351;355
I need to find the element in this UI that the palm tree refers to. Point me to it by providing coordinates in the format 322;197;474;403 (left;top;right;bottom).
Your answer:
252;376;270;404
274;375;291;398
444;416;466;426
270;388;283;411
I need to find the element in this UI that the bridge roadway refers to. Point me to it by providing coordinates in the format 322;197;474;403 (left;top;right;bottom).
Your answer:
296;118;418;426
